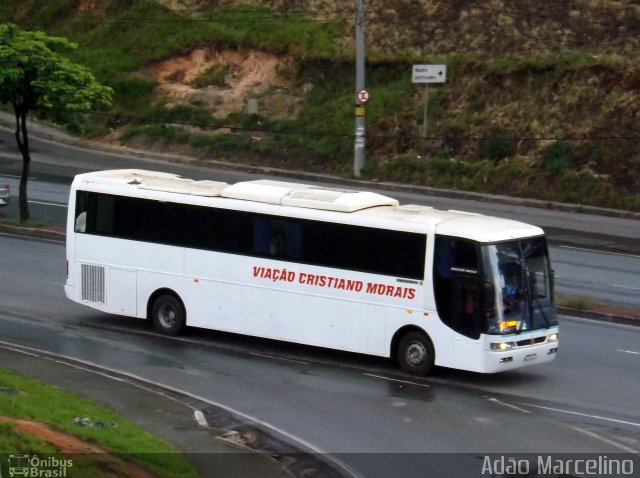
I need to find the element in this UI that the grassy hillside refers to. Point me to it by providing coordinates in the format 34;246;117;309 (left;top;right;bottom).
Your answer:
1;0;639;209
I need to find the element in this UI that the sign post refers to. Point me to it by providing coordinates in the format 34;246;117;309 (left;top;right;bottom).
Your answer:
412;64;447;154
353;0;366;178
355;89;368;155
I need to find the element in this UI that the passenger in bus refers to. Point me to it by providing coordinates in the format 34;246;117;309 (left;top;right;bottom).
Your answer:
75;211;87;233
269;233;284;256
502;271;524;313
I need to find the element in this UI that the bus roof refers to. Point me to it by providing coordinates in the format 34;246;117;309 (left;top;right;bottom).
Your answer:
81;169;399;212
76;169;544;242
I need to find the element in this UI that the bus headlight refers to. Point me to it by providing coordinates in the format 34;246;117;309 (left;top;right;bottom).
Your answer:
547;333;558;342
490;342;515;351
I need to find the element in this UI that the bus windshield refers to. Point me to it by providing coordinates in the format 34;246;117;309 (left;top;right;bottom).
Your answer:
482;236;557;335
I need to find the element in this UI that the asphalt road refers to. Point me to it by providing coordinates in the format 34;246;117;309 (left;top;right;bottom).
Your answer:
1;235;639;477
550;245;640;309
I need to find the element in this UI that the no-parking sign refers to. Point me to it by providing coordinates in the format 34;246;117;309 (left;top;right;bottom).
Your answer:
356;89;369;104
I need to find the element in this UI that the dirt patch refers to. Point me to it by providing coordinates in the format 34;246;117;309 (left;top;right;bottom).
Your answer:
150;47;303;118
590;305;640;320
1;416;162;478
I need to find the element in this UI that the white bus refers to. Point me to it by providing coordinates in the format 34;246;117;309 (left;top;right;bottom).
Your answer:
65;169;559;375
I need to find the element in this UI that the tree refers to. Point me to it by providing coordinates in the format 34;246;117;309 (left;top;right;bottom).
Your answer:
0;23;112;222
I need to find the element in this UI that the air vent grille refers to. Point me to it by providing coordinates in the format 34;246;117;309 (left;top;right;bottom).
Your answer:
81;264;105;303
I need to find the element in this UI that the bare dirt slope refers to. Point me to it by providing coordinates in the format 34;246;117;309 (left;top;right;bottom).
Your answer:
150;48;304;119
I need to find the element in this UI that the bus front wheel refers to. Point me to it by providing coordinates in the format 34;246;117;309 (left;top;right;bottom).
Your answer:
397;331;434;376
151;294;185;336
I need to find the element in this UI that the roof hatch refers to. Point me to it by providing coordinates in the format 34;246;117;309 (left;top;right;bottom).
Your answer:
98;170;227;196
222;180;398;212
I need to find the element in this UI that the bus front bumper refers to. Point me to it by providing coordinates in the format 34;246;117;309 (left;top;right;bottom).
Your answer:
483;341;559;373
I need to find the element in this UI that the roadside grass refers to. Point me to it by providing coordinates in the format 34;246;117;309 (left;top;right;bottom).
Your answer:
0;218;50;229
555;294;602;311
0;368;199;478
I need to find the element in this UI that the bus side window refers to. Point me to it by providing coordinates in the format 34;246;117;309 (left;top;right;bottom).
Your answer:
434;237;454;321
94;194;115;235
433;236;481;339
253;216;302;260
284;220;302;260
253;217;272;255
80;191;110;235
75;191;88;233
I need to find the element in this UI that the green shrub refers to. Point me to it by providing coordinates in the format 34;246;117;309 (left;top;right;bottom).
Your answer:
109;75;157;112
142;104;218;128
226;112;263;130
543;140;572;176
121;124;190;144
199;133;258;152
382;154;429;182
193;65;231;88
190;134;217;150
482;137;514;160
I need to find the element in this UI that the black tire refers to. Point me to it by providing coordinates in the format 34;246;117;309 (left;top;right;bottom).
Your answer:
397;331;435;376
151;294;185;336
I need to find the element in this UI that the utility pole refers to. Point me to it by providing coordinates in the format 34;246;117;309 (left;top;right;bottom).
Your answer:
353;0;366;177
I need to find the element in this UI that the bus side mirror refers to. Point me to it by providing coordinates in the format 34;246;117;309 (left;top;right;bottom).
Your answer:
482;280;496;311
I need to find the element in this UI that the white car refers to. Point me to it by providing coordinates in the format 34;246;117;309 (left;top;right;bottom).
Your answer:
0;183;9;207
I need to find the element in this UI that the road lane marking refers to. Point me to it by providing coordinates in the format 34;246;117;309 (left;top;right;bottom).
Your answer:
0;231;64;244
558;245;640;259
0;174;26;179
28;200;67;208
363;373;430;388
194;410;208;427
250;352;308;365
569;425;639;453
612;284;640;291
486;397;531;414
521;403;640;428
617;349;640;356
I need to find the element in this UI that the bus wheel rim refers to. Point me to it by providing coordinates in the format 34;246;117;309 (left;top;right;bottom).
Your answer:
406;341;427;366
159;305;176;328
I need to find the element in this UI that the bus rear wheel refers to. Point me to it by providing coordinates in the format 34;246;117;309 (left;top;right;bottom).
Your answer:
397;331;434;376
151;294;185;336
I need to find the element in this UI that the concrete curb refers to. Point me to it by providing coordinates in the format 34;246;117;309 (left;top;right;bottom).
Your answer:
557;306;640;327
0;223;66;242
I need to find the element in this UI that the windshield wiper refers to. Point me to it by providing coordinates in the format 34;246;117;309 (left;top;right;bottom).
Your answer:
516;262;530;334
